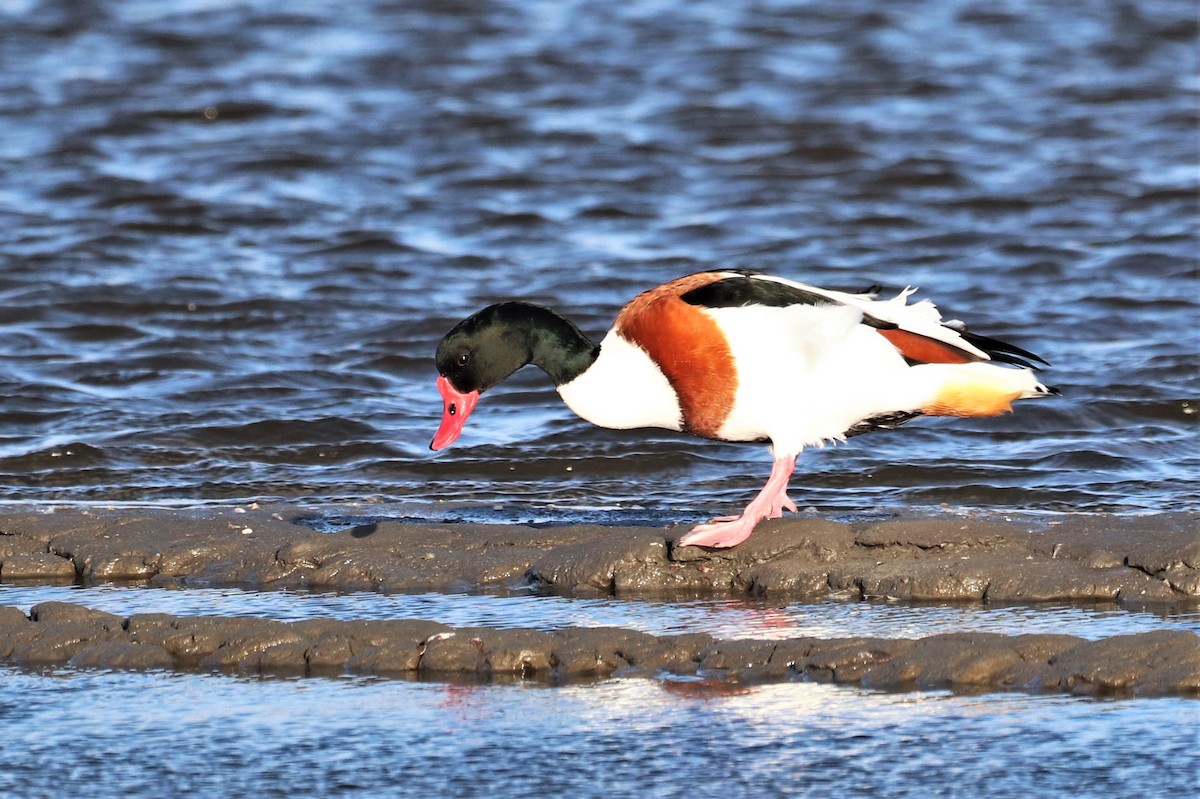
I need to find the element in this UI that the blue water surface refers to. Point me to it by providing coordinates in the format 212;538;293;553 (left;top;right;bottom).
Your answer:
0;0;1197;796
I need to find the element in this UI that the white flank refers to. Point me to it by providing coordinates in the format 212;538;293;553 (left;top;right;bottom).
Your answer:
557;330;683;431
706;303;918;452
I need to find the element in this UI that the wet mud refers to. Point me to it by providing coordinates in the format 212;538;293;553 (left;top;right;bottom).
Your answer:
1;505;1196;696
1;601;1196;697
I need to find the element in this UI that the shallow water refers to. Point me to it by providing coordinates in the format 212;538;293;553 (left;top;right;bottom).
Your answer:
2;583;1198;642
0;0;1196;518
0;667;1196;799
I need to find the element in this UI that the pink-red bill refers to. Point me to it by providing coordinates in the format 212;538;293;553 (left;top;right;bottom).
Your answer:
430;375;480;450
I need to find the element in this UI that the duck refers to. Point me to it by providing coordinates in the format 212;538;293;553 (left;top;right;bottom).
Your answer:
430;269;1057;548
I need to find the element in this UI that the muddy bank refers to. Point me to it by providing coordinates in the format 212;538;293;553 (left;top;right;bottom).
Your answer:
1;601;1196;697
0;505;1196;603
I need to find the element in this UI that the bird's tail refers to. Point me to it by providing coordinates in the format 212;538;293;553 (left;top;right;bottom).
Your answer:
911;362;1058;418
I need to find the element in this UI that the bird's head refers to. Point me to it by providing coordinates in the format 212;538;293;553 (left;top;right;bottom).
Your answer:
430;303;540;450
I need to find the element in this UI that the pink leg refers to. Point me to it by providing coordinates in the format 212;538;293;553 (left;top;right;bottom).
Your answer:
677;453;798;549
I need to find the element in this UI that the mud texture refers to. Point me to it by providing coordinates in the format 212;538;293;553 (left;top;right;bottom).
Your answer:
1;601;1196;697
2;506;1197;696
0;505;1195;603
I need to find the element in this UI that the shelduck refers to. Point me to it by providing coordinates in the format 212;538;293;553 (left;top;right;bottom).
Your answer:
431;270;1057;548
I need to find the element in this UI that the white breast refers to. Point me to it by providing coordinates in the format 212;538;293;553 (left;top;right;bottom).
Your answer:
556;330;683;431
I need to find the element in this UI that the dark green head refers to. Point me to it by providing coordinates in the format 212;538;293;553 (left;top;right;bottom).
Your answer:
435;302;544;395
431;302;598;450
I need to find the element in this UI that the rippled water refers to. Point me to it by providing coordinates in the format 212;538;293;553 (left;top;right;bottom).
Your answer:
1;0;1196;518
1;2;1197;795
1;667;1196;799
3;583;1198;641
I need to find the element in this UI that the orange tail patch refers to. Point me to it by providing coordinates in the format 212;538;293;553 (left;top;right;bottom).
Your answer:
924;377;1022;417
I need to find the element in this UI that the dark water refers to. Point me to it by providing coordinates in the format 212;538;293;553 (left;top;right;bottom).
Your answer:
0;0;1196;518
1;2;1198;796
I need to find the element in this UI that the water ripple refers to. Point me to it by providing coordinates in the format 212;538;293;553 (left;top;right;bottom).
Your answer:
0;0;1193;517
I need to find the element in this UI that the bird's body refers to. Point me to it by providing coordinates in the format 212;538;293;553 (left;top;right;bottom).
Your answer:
432;270;1056;548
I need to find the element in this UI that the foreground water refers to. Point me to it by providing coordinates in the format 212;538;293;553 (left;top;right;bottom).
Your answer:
0;667;1192;799
3;583;1197;796
4;665;1200;799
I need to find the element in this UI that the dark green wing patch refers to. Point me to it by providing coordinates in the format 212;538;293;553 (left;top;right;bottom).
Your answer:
680;275;838;309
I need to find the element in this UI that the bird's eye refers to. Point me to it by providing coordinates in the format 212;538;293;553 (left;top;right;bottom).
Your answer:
457;352;470;366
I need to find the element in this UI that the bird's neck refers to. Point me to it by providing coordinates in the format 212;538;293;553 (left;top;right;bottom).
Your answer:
519;304;600;386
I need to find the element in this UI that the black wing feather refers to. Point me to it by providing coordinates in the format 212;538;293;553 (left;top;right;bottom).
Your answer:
958;330;1050;369
681;275;837;309
844;410;923;437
